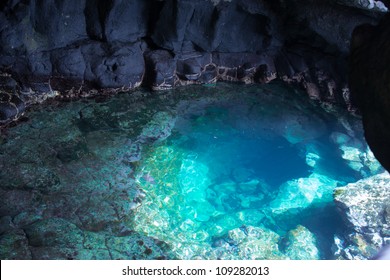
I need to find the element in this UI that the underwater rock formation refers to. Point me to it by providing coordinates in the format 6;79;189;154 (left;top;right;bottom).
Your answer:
0;216;174;260
0;0;386;124
334;172;390;259
0;90;180;259
270;173;341;213
213;225;319;260
283;225;320;260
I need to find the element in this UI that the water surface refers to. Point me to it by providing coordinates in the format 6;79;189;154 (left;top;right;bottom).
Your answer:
0;82;383;259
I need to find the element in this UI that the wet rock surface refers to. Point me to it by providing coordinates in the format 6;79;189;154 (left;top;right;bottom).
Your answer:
0;0;386;124
334;172;390;259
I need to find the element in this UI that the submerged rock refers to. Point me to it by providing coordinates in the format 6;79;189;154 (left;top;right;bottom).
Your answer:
0;217;174;260
338;144;383;176
334;172;390;259
232;167;254;183
225;226;287;260
214;225;319;260
122;141;143;163
0;229;32;260
270;173;341;213
138;111;176;143
24;218;85;249
281;116;326;144
283;225;320;260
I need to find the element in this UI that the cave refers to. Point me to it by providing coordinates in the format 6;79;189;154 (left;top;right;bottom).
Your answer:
0;0;389;260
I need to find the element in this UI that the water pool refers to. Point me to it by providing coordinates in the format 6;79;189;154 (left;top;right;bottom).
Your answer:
0;82;383;259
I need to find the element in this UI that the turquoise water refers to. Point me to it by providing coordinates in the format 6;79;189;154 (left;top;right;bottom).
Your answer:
0;82;383;259
132;83;382;259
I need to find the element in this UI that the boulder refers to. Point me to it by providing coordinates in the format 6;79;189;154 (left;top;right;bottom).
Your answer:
283;225;320;260
81;42;145;89
144;50;176;90
138;111;176;143
334;172;390;259
270;173;341;213
0;91;25;123
226;226;287;260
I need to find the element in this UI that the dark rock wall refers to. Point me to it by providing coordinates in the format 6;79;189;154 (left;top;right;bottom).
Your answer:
151;0;281;53
349;13;390;172
0;0;385;124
